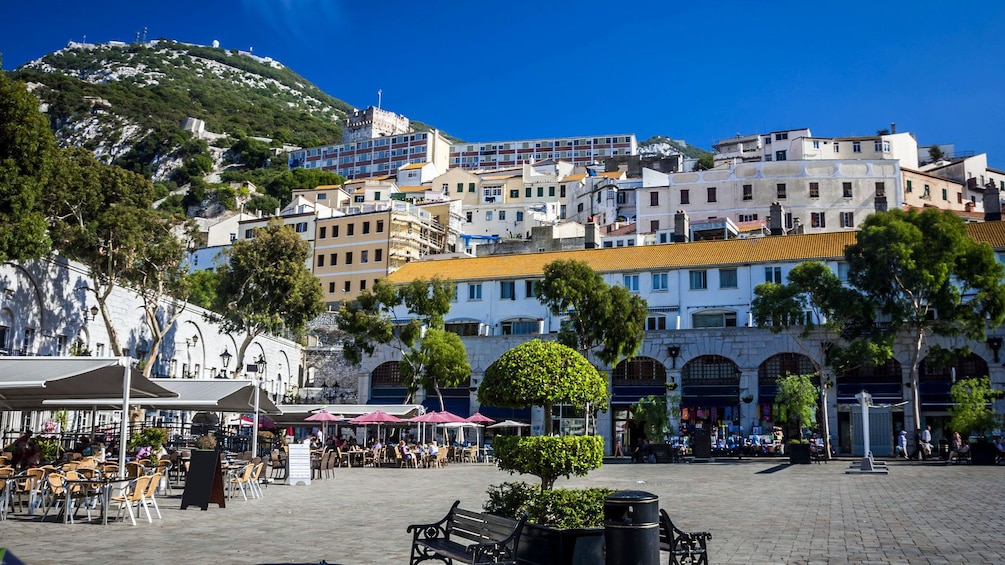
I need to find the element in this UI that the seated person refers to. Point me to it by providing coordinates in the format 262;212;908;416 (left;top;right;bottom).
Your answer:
73;434;91;455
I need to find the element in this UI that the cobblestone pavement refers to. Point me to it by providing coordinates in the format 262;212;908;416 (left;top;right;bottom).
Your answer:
1;458;1002;564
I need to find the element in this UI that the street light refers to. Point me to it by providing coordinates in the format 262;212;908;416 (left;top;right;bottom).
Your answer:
220;348;232;376
251;354;267;459
322;381;339;404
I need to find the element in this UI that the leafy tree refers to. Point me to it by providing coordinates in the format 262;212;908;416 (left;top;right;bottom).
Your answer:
229;136;272;169
948;376;1003;439
213;220;324;373
537;259;647;367
776;374;819;442
0;64;56;261
845;208;1005;426
47;148;159;355
632;395;670;440
480;340;608;489
183;269;221;311
928;145;945;163
692;153;714;171
400;328;471;412
335;277;463;408
480;340;608;436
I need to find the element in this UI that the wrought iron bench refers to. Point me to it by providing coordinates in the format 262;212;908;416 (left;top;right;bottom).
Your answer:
407;500;526;564
659;508;712;565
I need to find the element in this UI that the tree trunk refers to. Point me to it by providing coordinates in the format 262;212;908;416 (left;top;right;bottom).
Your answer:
909;329;924;430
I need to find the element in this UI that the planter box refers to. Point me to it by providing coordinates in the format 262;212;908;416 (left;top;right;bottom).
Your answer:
788;443;812;464
516;523;605;565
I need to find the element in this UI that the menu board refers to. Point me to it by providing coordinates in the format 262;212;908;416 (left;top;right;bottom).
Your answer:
287;443;312;486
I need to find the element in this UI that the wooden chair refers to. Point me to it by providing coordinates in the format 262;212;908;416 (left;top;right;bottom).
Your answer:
111;475;153;526
41;472;92;523
311;449;328;480
14;467;45;514
142;472;163;519
250;462;266;498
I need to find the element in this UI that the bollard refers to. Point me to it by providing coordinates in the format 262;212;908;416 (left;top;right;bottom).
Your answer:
604;490;659;565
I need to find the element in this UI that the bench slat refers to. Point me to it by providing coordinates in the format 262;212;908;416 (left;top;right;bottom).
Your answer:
409;501;524;565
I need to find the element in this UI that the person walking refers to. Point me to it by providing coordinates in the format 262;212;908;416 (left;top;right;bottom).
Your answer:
920;425;933;460
896;430;908;459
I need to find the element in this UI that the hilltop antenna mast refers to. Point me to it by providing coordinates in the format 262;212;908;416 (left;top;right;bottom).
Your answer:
377;89;382;109
142;27;147;42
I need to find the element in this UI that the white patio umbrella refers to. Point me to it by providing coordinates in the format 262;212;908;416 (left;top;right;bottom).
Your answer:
486;419;531;436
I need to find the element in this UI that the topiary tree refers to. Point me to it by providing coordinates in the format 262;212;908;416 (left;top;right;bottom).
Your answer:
948;376;1004;441
479;340;609;489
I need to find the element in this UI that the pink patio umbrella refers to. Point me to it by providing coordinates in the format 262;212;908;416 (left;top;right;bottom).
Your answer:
465;412;495;424
410;411;467;443
348;410;404;443
305;409;344;438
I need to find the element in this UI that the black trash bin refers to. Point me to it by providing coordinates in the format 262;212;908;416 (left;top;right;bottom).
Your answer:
604;490;660;565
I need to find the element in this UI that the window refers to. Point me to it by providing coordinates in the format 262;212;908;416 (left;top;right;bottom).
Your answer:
577;203;584;213
457;182;464;193
316;254;325;268
294;222;308;233
345;252;353;265
875;182;885;197
374;191;381;201
689;270;707;290
525;187;532;198
537;187;544;197
852;141;861;153
652;272;669;291
362;221;370;234
548;186;555;197
834;143;840;153
468;283;483;300
765;266;782;284
361;250;368;263
809;182;819;198
650;220;659;233
777;183;787;199
680;189;689;204
360;279;367;291
623;275;639;292
843;182;853;198
742;184;752;201
516;211;524;222
646;316;667;331
468;183;476;192
719;268;738;288
649;192;659;206
347;223;355;236
375;249;382;262
500;281;516;300
775;150;787;161
333;225;339;237
942;188;948;201
906;179;913;193
499;211;506;221
707;187;717;202
501;319;540;335
344;280;351;292
812;140;820;149
465;211;473;222
923;184;931;198
560;185;566;197
525;280;539;298
692;311;738;328
510;189;519;199
775;132;788;141
328;282;336;293
319;226;327;239
244;229;255;239
840;212;855;228
811;212;826;228
330;253;337;265
738;213;758;222
874;141;882;152
376;220;384;232
485;211;493;221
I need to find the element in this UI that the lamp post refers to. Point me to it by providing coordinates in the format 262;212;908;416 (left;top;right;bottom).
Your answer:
220;348;232;378
252;354;267;459
322;381;339;404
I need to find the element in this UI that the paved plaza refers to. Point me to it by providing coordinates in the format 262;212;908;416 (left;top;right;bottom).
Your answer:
1;457;1003;564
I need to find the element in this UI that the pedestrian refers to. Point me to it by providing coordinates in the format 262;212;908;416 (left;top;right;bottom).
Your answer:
946;431;969;465
920;425;933;460
896;430;908;458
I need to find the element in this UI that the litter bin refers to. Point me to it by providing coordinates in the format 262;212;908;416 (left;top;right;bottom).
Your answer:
604;490;659;565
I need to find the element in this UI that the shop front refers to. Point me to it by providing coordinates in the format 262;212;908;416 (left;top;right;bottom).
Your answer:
836;358;903;454
610;356;668;456
680;355;740;455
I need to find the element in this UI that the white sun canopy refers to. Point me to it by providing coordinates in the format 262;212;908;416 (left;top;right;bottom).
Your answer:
0;357;175;410
38;379;283;415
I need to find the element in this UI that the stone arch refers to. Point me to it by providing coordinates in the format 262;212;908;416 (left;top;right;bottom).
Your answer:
836;357;903;404
918;351;989;411
612;356;667;386
757;352;818;402
679;355;741;432
371;360;407;403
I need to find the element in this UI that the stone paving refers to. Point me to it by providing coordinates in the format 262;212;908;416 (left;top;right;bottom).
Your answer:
1;457;1003;564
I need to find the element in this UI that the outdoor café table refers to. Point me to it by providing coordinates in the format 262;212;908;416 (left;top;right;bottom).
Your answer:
62;475;134;525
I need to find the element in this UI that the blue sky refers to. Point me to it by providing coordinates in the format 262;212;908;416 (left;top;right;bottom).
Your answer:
2;1;1004;166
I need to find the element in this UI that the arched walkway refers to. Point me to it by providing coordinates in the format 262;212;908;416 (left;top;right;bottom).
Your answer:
610;356;669;452
680;355;740;437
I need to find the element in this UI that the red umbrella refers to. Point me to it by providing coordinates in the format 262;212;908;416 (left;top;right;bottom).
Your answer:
306;409;344;438
465;412;495;424
348;410;403;425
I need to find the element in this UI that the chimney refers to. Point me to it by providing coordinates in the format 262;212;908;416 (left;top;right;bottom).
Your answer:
890;122;896;134
673;210;690;243
984;188;1002;222
769;202;785;236
585;220;601;249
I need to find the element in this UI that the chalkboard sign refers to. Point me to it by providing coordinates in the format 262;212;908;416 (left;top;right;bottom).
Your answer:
287;443;311;486
181;449;227;510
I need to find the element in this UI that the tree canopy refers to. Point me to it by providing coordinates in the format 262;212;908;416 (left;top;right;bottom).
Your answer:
480;340;608;435
0;65;57;261
776;373;819;441
948;376;1003;438
214;220;324;371
399;328;471;411
537;259;647;367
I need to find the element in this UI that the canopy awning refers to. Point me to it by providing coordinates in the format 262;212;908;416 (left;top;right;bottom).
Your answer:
37;379;282;415
0;357;176;410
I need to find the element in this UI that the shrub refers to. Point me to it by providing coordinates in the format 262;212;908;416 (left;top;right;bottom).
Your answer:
195;435;217;450
127;427;168;452
484;482;614;529
493;435;604;490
